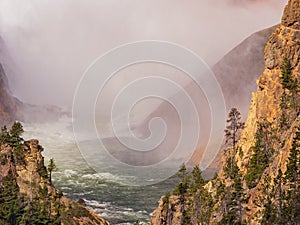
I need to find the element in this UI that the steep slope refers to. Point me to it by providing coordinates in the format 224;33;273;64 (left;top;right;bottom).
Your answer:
0;60;63;126
0;123;109;225
225;0;300;222
150;0;299;224
213;25;277;116
137;25;276;168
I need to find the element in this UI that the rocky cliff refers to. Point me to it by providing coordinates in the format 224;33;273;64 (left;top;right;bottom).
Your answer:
0;123;109;225
150;0;299;224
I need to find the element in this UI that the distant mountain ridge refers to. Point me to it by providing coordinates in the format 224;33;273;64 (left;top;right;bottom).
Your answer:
0;40;66;126
0;63;21;126
136;25;277;168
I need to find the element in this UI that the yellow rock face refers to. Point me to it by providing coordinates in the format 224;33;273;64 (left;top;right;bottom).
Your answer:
216;0;300;223
0;139;109;225
150;0;299;224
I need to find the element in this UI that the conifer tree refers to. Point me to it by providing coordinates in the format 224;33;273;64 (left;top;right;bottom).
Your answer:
283;130;300;223
9;122;24;147
173;164;191;224
0;125;10;143
173;164;190;200
48;158;57;184
280;57;298;91
0;170;23;224
225;108;245;155
224;108;244;178
245;121;275;189
188;166;213;225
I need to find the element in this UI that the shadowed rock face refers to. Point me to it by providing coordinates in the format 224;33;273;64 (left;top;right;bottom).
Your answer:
0;38;18;126
136;25;277;167
0;62;64;126
0;63;21;126
0;39;66;126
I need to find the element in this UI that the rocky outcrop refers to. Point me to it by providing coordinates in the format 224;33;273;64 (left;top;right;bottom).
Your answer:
282;0;300;30
150;0;299;224
150;196;182;225
0;135;109;225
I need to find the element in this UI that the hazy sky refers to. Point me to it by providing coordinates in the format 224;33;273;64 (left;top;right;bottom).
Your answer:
0;0;287;107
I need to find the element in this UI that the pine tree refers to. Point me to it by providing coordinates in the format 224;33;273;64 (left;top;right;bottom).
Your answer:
0;126;10;144
188;166;213;225
245;121;275;189
0;170;23;224
173;164;191;224
48;158;57;184
283;130;300;223
190;166;205;192
280;57;299;125
9;122;24;147
220;161;245;225
285;131;300;184
260;175;277;224
219;108;246;224
173;164;190;200
225;108;245;155
280;57;298;91
224;108;244;181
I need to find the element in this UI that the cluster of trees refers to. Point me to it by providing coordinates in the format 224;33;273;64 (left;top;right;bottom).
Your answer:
220;58;299;224
0;122;24;146
0;168;61;225
0;122;25;165
280;58;299;128
167;164;213;225
0;122;60;224
245;121;276;189
219;108;246;225
0;122;57;182
259;129;300;224
0;170;23;224
167;99;299;224
158;108;246;225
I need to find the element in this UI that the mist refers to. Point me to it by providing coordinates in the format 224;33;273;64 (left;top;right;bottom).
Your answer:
0;0;287;108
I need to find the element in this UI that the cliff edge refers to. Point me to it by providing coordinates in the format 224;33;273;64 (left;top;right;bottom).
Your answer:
0;123;109;225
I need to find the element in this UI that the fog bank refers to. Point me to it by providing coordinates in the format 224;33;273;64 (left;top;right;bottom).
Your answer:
0;0;287;107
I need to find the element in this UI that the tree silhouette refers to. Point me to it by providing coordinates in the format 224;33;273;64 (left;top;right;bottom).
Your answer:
283;130;300;223
280;57;298;91
225;108;245;155
9;122;24;147
47;158;57;184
